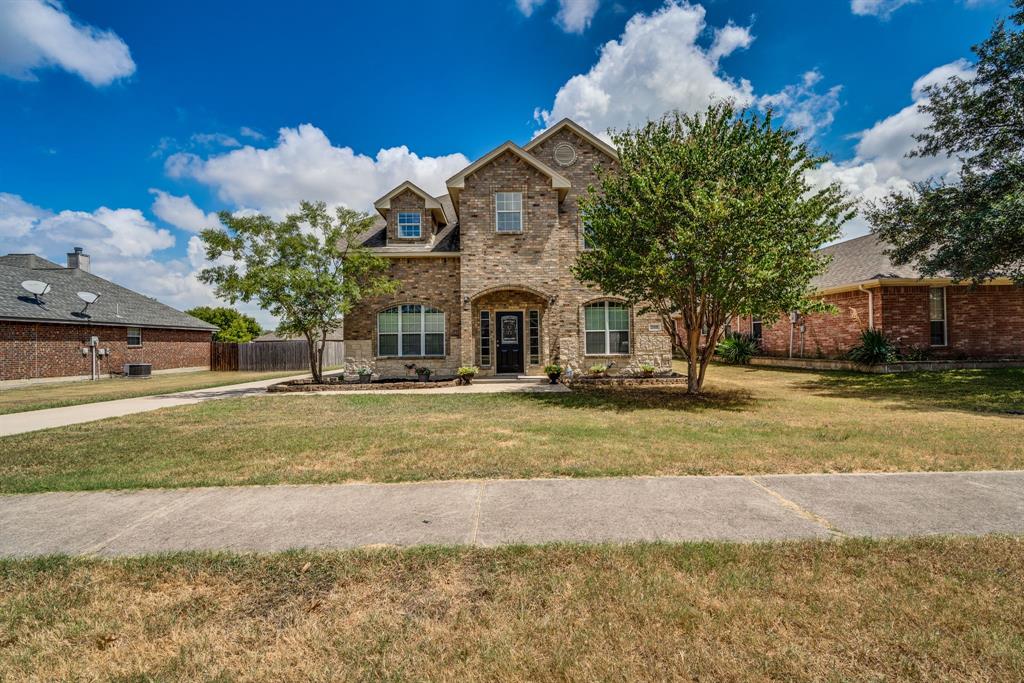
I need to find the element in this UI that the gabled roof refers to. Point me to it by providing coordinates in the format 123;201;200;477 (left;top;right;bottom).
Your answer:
358;194;460;256
0;255;217;331
373;181;449;227
445;141;572;208
523;118;618;160
812;234;928;291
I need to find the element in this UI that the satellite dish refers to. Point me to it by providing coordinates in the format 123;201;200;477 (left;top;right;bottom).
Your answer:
21;280;50;304
76;291;100;316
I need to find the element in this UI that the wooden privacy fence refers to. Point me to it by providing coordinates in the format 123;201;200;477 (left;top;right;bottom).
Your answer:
211;341;344;372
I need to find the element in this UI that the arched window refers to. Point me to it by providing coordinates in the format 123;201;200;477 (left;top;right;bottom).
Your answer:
584;301;630;355
377;305;445;357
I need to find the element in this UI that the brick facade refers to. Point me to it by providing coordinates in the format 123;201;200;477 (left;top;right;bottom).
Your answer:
343;256;462;376
384;189;439;246
343;122;673;377
735;284;1024;359
1;321;211;381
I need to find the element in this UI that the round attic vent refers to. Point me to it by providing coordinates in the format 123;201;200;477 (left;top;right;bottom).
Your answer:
553;142;577;167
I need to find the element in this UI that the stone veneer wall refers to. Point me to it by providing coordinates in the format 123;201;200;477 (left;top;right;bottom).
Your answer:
342;256;462;376
0;321;211;381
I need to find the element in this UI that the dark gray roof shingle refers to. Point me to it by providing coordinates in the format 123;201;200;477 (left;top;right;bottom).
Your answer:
359;194;460;254
812;234;926;290
0;255;217;331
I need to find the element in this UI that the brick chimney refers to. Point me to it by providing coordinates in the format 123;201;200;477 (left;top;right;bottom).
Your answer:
66;246;90;272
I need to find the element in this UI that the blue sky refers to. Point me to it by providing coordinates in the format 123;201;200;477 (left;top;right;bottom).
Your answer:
0;0;1010;325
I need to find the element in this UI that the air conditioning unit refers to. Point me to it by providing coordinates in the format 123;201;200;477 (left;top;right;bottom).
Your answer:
123;363;153;378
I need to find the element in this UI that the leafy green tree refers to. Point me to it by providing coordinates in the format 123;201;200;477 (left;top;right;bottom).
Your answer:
868;0;1024;284
575;104;854;393
199;201;396;382
185;306;262;343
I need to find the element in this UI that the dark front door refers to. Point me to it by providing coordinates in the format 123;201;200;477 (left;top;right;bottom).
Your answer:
496;311;524;374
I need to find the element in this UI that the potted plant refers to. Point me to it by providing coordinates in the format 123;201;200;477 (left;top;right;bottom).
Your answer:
544;363;563;384
588;364;608;378
457;366;478;385
356;367;372;384
415;366;433;382
639;363;656;378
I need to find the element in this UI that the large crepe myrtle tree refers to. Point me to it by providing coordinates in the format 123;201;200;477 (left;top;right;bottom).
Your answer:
574;104;854;394
199;201;396;383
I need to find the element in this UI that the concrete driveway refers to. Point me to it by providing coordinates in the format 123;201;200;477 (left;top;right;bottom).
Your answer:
1;470;1021;557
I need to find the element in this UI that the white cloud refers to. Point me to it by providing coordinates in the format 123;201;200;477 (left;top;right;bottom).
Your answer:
807;60;975;239
190;132;241;148
0;0;135;86
239;126;265;141
850;0;916;18
166;124;471;219
708;22;755;63
516;0;600;32
534;2;756;135
150;189;221;233
759;70;843;142
0;196;173;260
516;0;546;17
556;0;600;32
0;191;277;324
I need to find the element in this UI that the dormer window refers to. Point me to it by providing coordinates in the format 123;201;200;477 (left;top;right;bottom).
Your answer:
397;212;421;239
495;192;522;233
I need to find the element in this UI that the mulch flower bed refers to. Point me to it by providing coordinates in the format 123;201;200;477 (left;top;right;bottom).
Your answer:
565;373;688;388
268;377;459;392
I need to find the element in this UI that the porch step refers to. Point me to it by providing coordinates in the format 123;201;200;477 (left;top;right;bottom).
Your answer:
473;375;548;384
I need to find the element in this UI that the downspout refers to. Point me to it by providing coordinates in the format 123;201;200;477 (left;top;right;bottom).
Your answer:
857;284;874;330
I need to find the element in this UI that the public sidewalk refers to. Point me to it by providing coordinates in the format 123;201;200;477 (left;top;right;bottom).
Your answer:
1;470;1021;557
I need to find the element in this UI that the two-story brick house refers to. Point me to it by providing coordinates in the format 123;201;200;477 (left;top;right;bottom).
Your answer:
343;119;673;377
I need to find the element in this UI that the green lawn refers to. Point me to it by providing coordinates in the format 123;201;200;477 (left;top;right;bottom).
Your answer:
2;538;1022;681
2;364;1022;493
0;369;309;415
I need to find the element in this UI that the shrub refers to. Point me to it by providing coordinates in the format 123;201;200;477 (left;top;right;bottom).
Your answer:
639;363;656;374
716;333;759;365
588;364;608;377
543;364;563;375
846;329;898;365
457;366;478;377
356;367;372;376
415;366;433;377
900;345;933;361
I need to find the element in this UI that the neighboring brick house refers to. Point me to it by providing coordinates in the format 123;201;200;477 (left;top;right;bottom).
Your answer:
344;119;673;377
0;250;216;383
732;234;1024;359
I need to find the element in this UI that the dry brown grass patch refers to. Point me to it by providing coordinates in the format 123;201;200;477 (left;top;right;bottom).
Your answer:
2;538;1023;681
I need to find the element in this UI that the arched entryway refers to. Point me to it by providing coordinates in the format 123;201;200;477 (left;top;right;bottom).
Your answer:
468;287;552;375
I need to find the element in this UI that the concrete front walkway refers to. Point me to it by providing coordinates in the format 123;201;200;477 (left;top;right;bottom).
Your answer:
0;376;566;438
2;470;1021;557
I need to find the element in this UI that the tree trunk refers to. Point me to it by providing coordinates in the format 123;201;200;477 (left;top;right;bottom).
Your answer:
686;328;702;394
306;334;322;384
317;330;327;382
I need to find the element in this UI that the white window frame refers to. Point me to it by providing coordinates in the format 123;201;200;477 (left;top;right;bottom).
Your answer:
127;327;142;347
584;301;630;356
929;287;948;347
377;305;445;357
397;211;422;239
495;192;523;233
